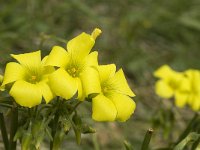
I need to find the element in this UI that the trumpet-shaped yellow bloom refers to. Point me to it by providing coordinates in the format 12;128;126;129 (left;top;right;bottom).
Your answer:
45;28;102;100
183;70;200;111
2;51;55;108
92;64;136;122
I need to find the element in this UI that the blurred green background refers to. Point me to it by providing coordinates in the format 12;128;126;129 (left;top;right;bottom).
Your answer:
0;0;200;149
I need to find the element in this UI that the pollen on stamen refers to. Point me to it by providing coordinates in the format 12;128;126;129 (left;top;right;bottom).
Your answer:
31;76;37;80
71;68;76;73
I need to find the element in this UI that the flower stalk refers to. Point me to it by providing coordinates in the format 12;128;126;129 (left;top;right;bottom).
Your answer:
0;113;9;150
9;104;18;150
141;128;154;150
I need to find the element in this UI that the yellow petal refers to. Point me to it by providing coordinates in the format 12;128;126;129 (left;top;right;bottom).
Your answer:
109;69;135;97
154;65;174;78
155;80;174;98
2;62;25;86
37;81;55;103
10;80;42;108
67;32;95;59
76;78;85;100
80;67;101;97
98;64;116;82
174;92;188;108
11;51;41;69
49;68;77;100
178;77;191;92
190;95;200;111
185;69;200;93
45;46;69;68
84;51;98;67
109;93;136;122
92;94;117;121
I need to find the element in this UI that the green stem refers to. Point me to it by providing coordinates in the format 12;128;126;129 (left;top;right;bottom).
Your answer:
141;128;154;150
70;101;82;114
9;105;18;150
0;113;9;150
0;103;13;108
50;98;61;150
92;134;100;150
175;112;198;144
191;136;200;150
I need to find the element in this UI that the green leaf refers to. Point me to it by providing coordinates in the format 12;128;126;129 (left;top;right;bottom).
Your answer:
60;116;71;133
52;129;65;150
124;140;134;150
81;124;96;134
72;112;82;144
21;131;32;150
13;127;24;142
174;132;200;150
141;128;154;150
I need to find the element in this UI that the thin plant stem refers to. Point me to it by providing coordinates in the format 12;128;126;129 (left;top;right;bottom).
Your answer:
92;134;100;150
141;128;154;150
0;103;13;108
175;112;199;144
0;113;9;150
9;105;18;150
50;97;61;150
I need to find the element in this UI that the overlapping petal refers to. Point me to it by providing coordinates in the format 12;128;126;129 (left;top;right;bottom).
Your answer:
67;28;102;60
190;95;200;111
109;93;136;122
37;81;54;103
76;78;84;100
174;92;188;107
80;67;101;97
84;51;98;67
184;69;200;111
49;68;77;100
109;69;135;97
45;46;69;67
10;80;42;108
67;32;95;59
92;94;117;121
91;64;136;122
2;62;25;86
11;51;41;69
98;64;116;83
155;80;174;98
154;65;181;79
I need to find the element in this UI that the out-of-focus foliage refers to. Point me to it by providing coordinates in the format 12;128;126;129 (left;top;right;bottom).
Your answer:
0;0;200;149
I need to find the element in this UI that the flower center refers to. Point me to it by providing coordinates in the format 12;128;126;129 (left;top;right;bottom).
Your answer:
67;67;79;78
168;79;179;90
27;75;39;84
101;81;113;96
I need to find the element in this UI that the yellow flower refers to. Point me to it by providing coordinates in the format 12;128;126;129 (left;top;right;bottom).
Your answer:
154;65;190;107
92;64;136;122
184;70;200;111
154;65;184;98
2;51;55;108
45;28;102;100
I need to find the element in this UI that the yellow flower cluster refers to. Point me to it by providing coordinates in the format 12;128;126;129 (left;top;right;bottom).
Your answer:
0;28;136;122
154;65;200;111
